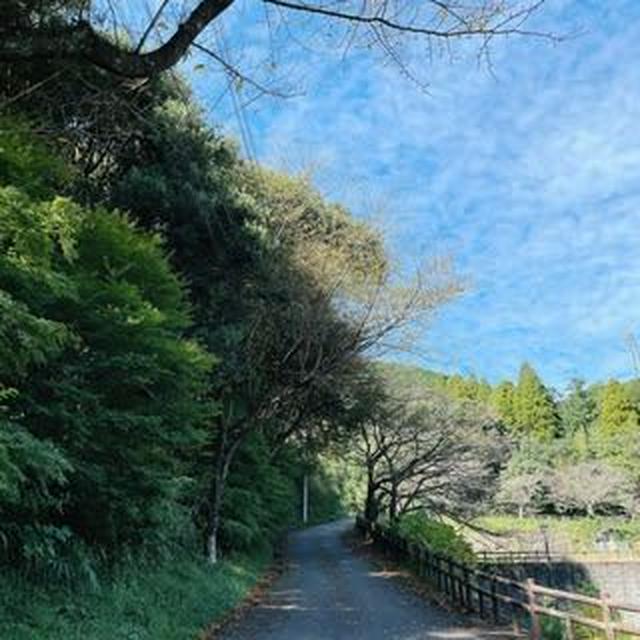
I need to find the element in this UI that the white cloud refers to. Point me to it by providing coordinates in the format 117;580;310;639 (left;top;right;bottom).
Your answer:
195;0;640;387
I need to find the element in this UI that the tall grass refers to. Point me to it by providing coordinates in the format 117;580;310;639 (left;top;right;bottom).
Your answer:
0;549;268;640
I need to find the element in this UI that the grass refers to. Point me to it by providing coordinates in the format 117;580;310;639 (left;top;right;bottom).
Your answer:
0;549;269;640
474;515;640;553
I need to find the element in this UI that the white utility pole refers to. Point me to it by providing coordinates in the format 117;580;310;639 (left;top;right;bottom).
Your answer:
302;472;309;524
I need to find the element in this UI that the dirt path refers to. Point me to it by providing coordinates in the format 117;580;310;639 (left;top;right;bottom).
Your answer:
220;520;515;640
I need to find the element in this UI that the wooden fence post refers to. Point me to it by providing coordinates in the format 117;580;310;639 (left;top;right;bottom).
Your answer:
602;593;615;640
512;602;522;637
564;616;575;640
491;577;499;623
447;558;454;601
526;578;541;640
463;566;472;611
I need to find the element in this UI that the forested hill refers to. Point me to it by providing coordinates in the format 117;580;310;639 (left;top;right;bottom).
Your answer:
398;362;640;518
0;17;470;636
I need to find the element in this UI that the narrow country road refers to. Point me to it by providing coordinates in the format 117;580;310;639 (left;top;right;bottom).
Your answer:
221;520;514;640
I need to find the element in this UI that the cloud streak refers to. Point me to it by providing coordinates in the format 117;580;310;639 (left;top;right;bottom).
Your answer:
196;0;640;388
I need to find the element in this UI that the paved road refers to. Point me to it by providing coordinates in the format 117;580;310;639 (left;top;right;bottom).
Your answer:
221;520;514;640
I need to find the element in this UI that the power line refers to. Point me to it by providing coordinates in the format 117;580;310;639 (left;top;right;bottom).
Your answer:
212;23;257;163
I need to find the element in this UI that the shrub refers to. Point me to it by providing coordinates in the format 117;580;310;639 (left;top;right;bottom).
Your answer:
393;513;475;563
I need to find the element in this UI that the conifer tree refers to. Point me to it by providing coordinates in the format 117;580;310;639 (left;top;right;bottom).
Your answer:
594;380;640;474
597;380;639;437
490;381;517;429
559;379;596;453
512;363;559;441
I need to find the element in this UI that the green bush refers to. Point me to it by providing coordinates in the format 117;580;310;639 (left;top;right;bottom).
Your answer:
0;123;212;569
0;115;69;198
394;513;475;563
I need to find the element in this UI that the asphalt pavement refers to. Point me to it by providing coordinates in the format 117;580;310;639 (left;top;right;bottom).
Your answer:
220;520;516;640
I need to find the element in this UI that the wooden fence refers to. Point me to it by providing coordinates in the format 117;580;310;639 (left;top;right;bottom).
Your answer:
477;550;563;564
356;517;640;639
477;550;640;564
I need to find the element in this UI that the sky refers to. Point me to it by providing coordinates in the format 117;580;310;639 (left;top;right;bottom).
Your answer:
183;0;640;389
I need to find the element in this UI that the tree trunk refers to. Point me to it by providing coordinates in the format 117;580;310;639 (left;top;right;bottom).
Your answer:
518;504;525;519
206;430;241;564
364;466;379;522
207;514;219;564
206;456;227;564
0;0;236;77
388;481;398;524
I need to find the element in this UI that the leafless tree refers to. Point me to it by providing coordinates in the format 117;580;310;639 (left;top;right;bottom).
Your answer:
551;461;635;518
2;1;556;82
496;470;546;519
356;377;503;525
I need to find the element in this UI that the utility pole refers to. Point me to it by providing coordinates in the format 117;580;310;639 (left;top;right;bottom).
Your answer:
302;472;309;524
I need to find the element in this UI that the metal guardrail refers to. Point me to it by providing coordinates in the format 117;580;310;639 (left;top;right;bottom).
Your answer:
356;516;640;639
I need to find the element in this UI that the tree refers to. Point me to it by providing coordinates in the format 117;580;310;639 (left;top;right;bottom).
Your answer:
106;95;463;562
594;380;640;476
490;380;517;430
445;374;492;404
559;378;596;453
497;471;547;519
495;436;558;517
1;1;553;80
551;461;635;517
197;171;460;562
596;380;639;438
512;363;559;441
356;369;503;524
0;157;211;562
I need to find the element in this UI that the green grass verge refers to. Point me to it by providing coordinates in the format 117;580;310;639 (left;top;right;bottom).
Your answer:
0;551;269;640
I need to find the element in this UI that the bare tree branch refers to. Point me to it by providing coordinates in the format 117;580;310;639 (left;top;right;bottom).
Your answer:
1;0;235;77
1;0;555;79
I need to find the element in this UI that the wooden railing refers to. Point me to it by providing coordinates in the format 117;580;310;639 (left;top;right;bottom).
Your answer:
477;550;562;564
477;549;640;564
356;516;640;639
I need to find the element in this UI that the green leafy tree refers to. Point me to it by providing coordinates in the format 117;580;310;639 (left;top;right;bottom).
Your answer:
0;132;211;564
559;379;597;455
490;380;517;429
594;380;640;475
597;380;639;437
444;374;485;403
512;363;559;441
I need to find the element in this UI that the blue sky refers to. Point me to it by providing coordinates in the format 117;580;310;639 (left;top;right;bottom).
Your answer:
183;0;640;389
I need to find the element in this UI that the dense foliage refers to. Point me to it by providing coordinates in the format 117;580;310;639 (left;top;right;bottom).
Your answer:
393;513;475;563
426;364;640;518
0;130;213;570
1;41;461;592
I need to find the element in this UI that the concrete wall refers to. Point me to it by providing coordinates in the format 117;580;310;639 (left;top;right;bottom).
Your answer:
486;560;640;624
